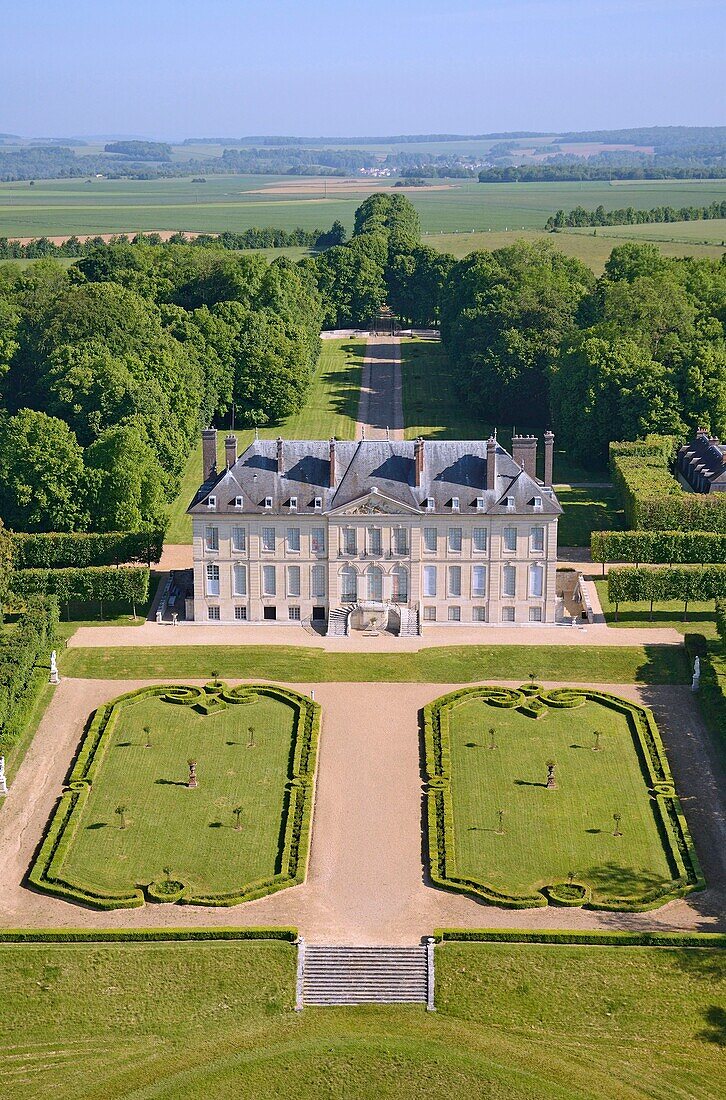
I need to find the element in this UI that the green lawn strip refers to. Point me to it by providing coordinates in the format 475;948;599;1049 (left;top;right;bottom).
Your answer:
423;686;700;910
29;683;319;908
595;580;718;640
165;338;365;543
0;939;722;1100
556;486;625;547
60;643;688;685
1;680;56;787
684;634;726;768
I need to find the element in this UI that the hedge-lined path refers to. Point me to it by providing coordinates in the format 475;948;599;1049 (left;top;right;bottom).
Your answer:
356;337;404;440
1;678;723;941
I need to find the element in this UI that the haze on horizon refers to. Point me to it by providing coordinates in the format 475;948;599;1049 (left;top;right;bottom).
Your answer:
2;0;724;140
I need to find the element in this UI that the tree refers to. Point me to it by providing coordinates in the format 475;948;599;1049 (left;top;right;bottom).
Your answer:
311;245;387;328
0;409;89;532
84;425;167;532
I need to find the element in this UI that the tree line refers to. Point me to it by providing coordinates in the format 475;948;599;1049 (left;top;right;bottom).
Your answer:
546;200;726;231
479;163;726;183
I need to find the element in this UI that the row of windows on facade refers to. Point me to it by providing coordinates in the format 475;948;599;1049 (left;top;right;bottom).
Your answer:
206;604;544;623
203;525;547;556
205;562;544;602
205;494;544;513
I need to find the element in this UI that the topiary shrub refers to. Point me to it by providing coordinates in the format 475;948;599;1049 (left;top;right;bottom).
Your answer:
147;880;186;904
547;881;591;906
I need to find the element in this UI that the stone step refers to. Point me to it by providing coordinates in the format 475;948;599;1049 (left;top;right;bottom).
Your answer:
300;944;432;1007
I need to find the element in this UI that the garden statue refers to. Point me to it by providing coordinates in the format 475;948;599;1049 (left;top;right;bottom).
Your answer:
0;756;7;796
187;759;198;789
49;650;60;685
546;761;557;789
613;812;623;837
691;656;701;693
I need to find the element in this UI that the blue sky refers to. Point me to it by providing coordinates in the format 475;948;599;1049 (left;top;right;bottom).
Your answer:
2;0;723;137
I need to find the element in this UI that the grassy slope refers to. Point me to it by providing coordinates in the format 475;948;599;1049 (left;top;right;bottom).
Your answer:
555;486;625;547
58;693;296;897
449;697;673;900
166;338;364;543
594;580;718;641
1;940;723;1099
60;643;687;685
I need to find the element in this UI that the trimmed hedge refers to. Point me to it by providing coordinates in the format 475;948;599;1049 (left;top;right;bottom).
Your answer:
434;928;726;948
592;529;726;566
28;682;321;910
0;927;297;943
10;566;150;610
608;566;726;611
716;600;726;647
12;530;163;569
423;685;704;912
0;595;59;750
610;441;726;532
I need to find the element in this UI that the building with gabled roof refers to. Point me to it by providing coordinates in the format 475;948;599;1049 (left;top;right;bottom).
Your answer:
187;430;562;632
676;430;726;494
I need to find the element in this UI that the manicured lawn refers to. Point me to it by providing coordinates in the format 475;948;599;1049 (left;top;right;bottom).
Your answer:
556;485;625;547
446;694;674;903
165;338;364;543
50;687;304;901
595;580;718;640
60;643;689;685
0;939;723;1098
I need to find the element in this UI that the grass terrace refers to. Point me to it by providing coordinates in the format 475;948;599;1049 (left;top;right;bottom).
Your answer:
29;683;319;908
595;580;719;640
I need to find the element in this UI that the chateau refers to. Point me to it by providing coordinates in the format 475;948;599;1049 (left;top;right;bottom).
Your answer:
187;429;562;631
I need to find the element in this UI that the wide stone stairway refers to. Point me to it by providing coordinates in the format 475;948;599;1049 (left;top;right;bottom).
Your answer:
298;943;433;1008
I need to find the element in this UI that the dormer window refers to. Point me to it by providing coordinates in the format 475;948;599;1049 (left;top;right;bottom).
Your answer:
425;497;435;511
207;495;216;509
314;496;323;511
504;496;514;509
289;496;298;511
264;496;273;510
451;497;460;512
476;497;486;511
533;496;543;510
234;496;243;509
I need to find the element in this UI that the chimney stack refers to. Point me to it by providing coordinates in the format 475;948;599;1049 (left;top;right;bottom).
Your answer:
414;437;425;488
329;437;337;486
486;436;497;491
225;434;237;469
202;428;217;481
276;436;284;475
512;434;538;480
543;431;555;487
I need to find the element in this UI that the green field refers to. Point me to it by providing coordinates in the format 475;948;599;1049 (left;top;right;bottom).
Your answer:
1;939;723;1099
565;217;726;246
595;580;719;640
555;486;625;546
165;338;364;542
1;175;724;239
444;692;676;904
40;686;306;904
59;643;688;685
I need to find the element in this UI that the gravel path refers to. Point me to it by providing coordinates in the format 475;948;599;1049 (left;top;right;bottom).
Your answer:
1;678;722;943
356;337;404;440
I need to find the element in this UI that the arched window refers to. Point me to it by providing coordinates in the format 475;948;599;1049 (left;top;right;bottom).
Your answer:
341;564;357;603
529;563;544;598
366;565;383;601
392;564;409;603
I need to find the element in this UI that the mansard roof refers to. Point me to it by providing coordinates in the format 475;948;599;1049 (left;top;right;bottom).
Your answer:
187;438;562;516
677;432;726;493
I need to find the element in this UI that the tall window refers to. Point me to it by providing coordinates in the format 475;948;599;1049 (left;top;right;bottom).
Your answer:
344;527;357;555
392;564;409;602
503;527;517;552
206;563;220;596
423;527;437;553
231;526;246;552
472;564;487;598
204;526;219;552
367;526;382;555
528;563;544;598
262;565;276;596
287;565;301;597
448;527;462;552
423;564;437;598
448;565;462;597
261;526;275;552
502;564;516;598
311;527;326;554
530;525;545;553
311;564;326;598
393;527;409;555
232;563;247;597
473;527;488;552
341;564;357;602
366;565;383;601
287;527;300;552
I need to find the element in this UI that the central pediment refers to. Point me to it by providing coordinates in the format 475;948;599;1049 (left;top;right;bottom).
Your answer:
329;487;421;517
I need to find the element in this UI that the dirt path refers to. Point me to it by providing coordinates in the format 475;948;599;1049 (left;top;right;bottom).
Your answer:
356;337;404;440
1;679;722;942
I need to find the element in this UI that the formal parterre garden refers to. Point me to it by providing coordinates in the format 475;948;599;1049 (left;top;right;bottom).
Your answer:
424;685;703;910
29;682;320;908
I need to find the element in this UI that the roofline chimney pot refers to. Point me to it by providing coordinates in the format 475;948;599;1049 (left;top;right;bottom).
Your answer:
414;436;425;488
486;436;497;491
202;428;217;482
276;436;284;475
329;437;337;486
224;433;237;469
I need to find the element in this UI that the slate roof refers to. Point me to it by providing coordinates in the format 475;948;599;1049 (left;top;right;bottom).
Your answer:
187;438;562;516
677;432;726;493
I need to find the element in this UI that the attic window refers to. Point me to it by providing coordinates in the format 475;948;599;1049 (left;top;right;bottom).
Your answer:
533;496;543;510
264;496;273;510
207;496;216;509
289;496;298;511
451;496;460;512
504;496;514;509
234;496;243;508
425;497;435;511
313;496;323;511
476;497;486;511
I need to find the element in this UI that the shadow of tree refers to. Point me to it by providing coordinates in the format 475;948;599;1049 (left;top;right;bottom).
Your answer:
582;861;669;897
697;1006;726;1046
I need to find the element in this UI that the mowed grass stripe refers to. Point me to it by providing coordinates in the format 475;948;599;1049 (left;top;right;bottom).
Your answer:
60;644;688;684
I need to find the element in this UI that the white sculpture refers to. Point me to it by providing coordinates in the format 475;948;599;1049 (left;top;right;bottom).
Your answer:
49;650;60;685
691;656;701;693
0;756;7;797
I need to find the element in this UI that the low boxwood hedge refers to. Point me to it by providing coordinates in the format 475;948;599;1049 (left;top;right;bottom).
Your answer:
0;927;297;943
28;682;321;910
434;928;726;948
423;685;704;912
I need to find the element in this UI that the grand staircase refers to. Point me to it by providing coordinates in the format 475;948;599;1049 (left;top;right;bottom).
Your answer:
398;606;420;637
297;942;434;1008
326;605;356;636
